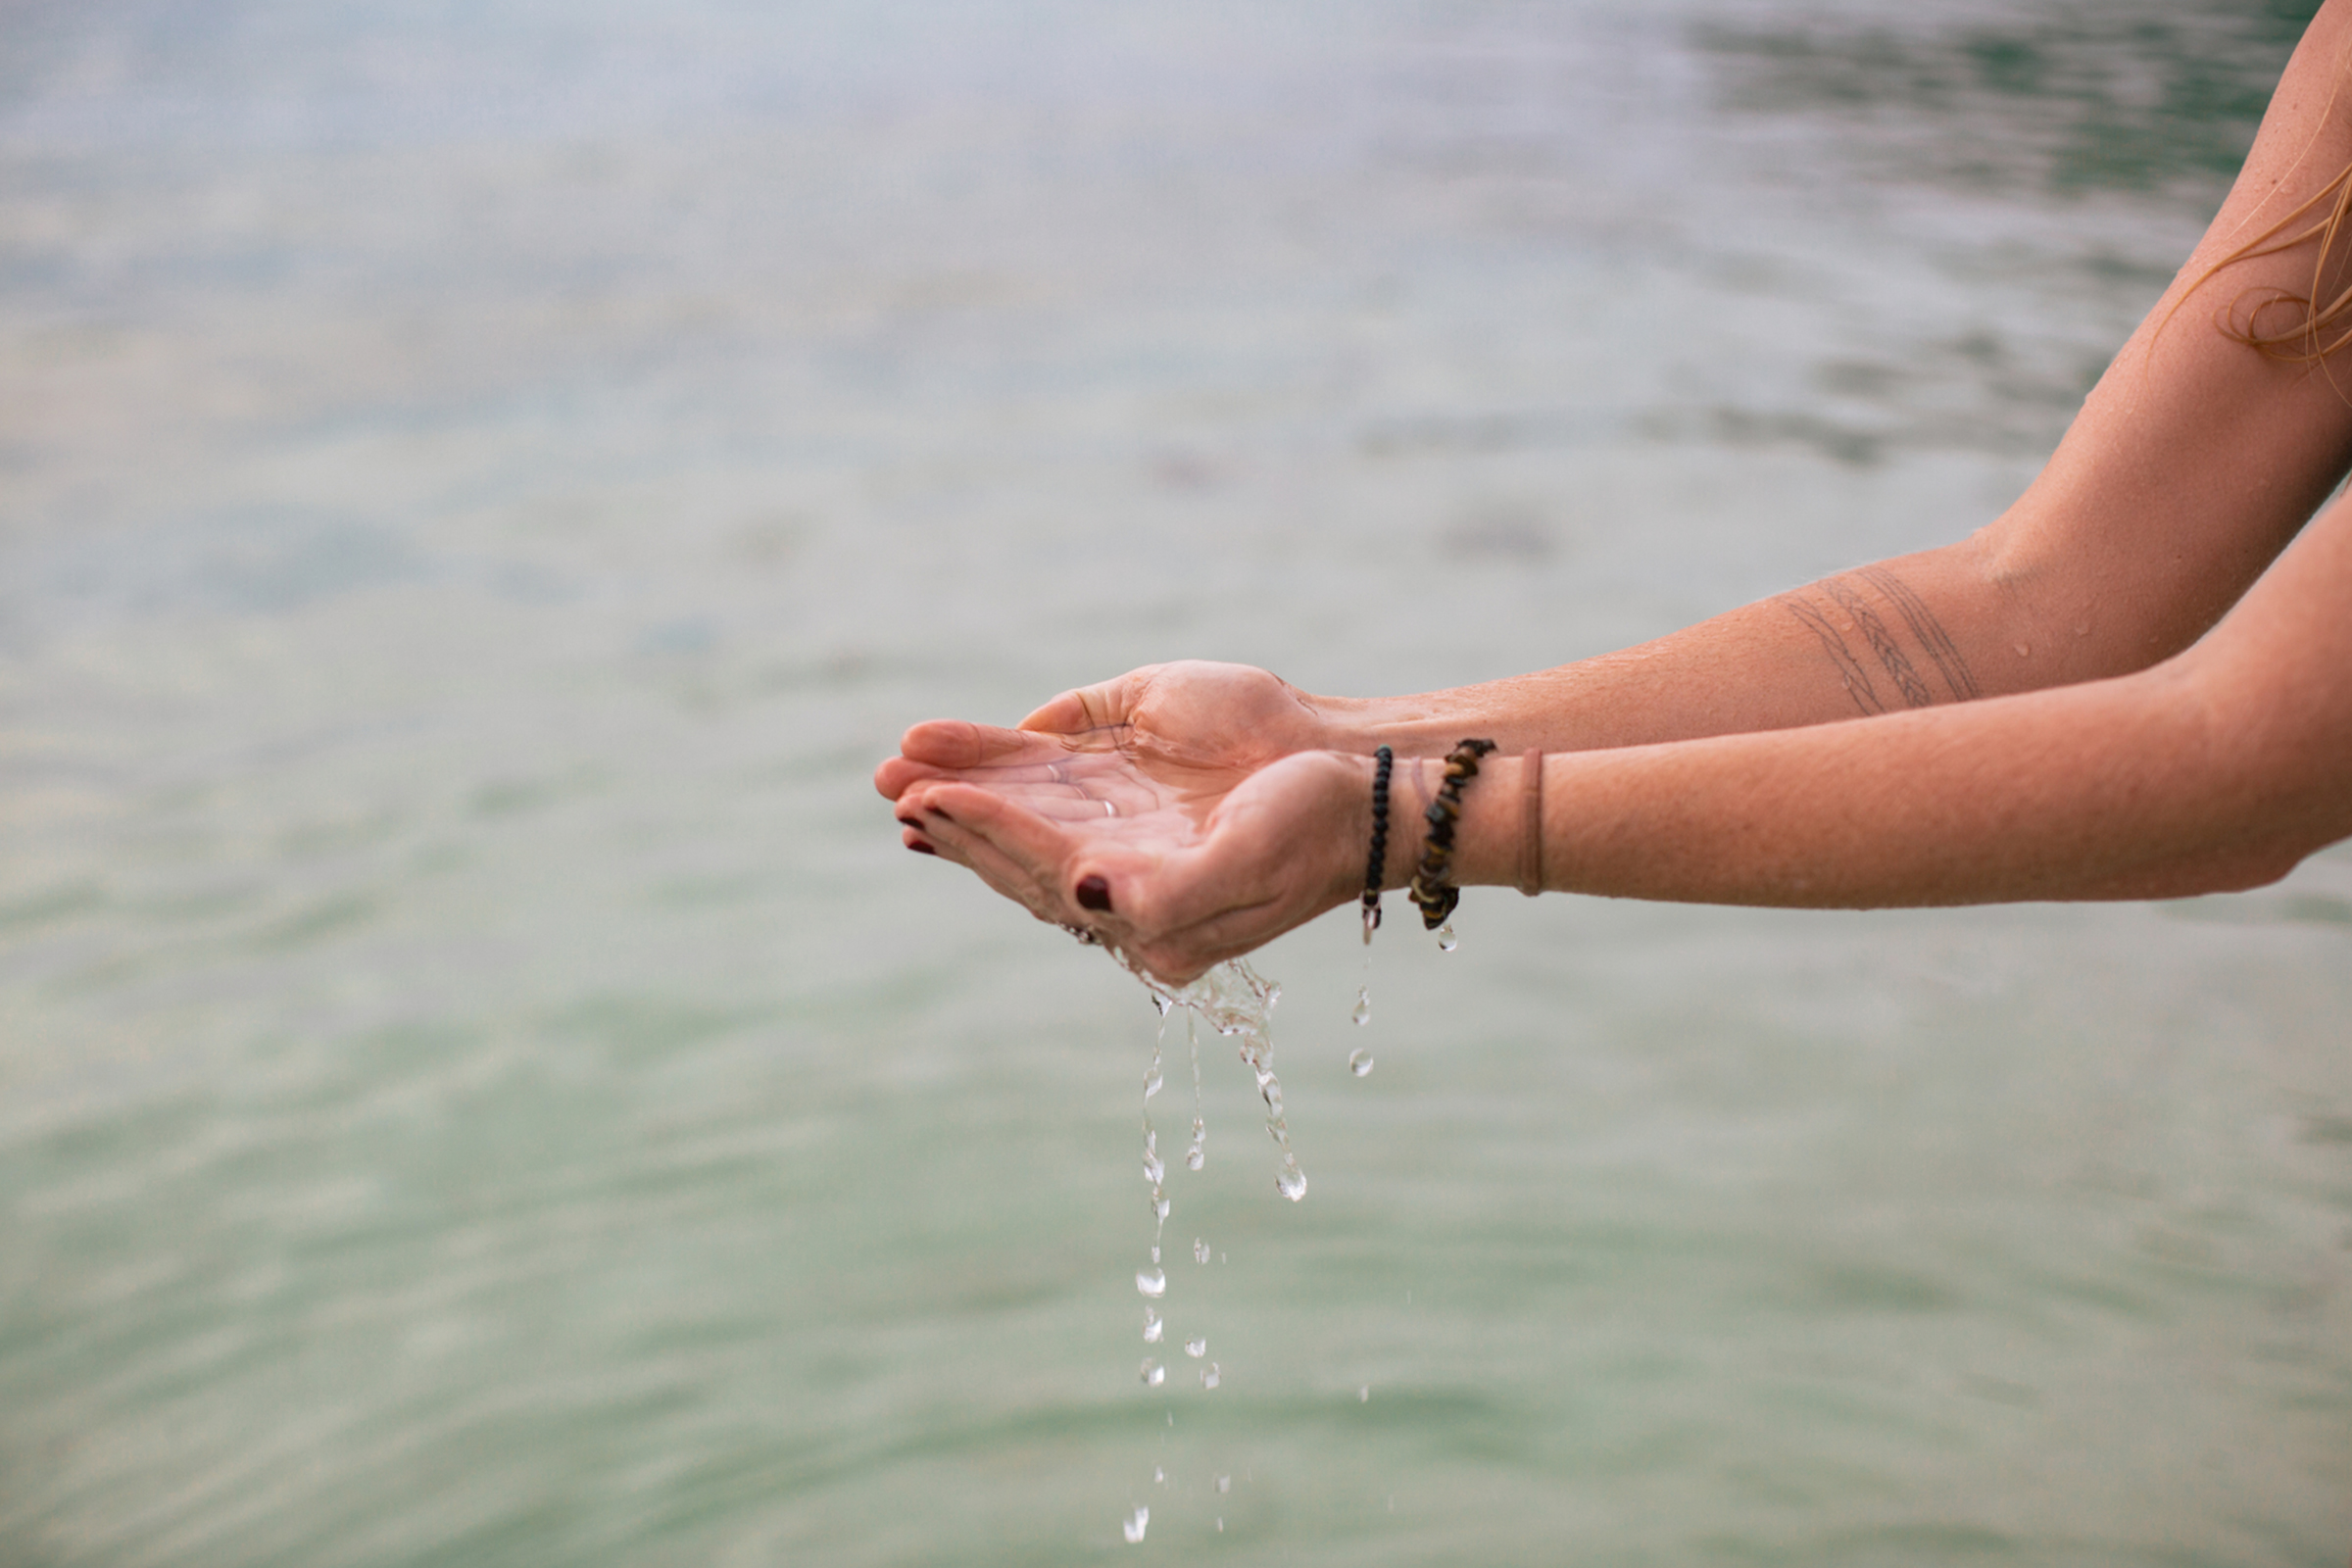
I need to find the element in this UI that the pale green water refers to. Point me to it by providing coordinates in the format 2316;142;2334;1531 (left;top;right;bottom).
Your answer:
4;1;2350;1563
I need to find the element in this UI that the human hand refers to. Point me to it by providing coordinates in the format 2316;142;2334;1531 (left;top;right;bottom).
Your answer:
888;747;1370;986
873;661;1339;815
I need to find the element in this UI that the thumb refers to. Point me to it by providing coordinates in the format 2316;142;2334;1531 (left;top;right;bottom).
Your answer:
1019;666;1162;736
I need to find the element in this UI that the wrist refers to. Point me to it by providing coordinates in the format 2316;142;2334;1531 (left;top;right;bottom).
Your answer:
1375;752;1531;895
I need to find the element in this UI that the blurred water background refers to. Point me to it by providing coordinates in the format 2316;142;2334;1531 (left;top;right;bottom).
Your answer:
5;0;2351;1562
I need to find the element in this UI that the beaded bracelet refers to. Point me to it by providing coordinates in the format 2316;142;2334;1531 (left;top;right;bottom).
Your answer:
1360;746;1396;942
1407;738;1497;930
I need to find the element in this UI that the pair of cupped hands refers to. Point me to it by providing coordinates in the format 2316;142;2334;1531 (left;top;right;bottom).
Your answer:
874;662;1390;985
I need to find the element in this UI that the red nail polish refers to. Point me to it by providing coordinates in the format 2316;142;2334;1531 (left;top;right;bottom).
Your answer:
897;816;921;830
1076;874;1112;911
908;841;937;856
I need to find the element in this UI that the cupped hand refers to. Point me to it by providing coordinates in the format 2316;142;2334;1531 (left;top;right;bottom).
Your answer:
894;748;1369;986
873;661;1336;814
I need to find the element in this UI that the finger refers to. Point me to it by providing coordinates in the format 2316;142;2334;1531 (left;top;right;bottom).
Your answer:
909;785;1080;920
1018;665;1161;736
922;782;1186;947
897;719;1064;771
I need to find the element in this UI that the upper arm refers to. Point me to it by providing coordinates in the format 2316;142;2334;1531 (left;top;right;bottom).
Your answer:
1972;0;2352;675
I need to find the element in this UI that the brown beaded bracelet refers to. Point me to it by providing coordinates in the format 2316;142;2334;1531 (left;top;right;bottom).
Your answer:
1406;738;1497;930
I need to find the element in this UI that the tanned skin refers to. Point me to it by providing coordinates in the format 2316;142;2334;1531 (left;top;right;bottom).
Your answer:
878;0;2352;985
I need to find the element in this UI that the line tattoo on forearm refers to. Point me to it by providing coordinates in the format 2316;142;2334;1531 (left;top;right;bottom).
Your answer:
1819;576;1936;708
1776;567;1980;715
1854;564;1979;700
1777;591;1886;715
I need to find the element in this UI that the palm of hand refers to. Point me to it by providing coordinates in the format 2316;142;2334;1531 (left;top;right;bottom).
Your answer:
890;746;1362;986
876;662;1360;981
874;661;1327;814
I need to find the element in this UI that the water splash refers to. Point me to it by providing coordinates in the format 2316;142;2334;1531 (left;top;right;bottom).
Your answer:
1185;1013;1206;1170
1123;1507;1150;1544
1140;959;1305;1206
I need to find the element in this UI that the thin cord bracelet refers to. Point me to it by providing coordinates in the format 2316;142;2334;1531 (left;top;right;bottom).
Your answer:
1407;738;1497;931
1516;748;1544;897
1361;745;1394;943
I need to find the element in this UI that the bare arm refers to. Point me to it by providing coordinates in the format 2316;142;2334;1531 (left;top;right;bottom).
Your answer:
900;488;2352;984
1013;0;2352;764
881;0;2352;981
1433;492;2352;910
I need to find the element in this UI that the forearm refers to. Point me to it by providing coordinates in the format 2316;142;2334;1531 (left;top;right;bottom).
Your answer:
1315;0;2352;763
1417;679;2275;907
1313;532;2106;757
1397;553;2352;911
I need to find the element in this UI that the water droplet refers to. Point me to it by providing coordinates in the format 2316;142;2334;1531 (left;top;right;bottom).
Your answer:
1150;1246;1160;1265
1216;1476;1231;1494
1141;1358;1165;1387
1185;1146;1204;1171
1194;1238;1210;1264
1265;984;1281;1010
1143;1152;1163;1185
1153;1195;1170;1221
1153;1466;1165;1485
1144;1308;1163;1343
1143;1070;1163;1101
1253;1065;1276;1092
1185;1337;1206;1357
1359;1385;1370;1402
1137;1269;1166;1298
1200;1362;1220;1390
1436;922;1457;952
1348;1047;1374;1077
1351;987;1371;1026
1123;1507;1150;1544
1276;1164;1307;1201
1216;1517;1224;1532
1152;993;1172;1017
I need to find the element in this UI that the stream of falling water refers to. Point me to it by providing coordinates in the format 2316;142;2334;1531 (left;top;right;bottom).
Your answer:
1115;957;1302;1543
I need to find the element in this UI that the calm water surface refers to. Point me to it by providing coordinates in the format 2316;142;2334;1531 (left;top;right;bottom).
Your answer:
3;1;2349;1562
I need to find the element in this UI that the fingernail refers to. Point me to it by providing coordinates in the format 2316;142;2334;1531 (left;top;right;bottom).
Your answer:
908;841;937;856
1076;874;1113;911
927;807;957;825
897;816;921;830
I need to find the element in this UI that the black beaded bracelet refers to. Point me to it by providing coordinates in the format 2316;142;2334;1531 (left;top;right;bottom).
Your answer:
1406;738;1497;931
1361;745;1395;943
